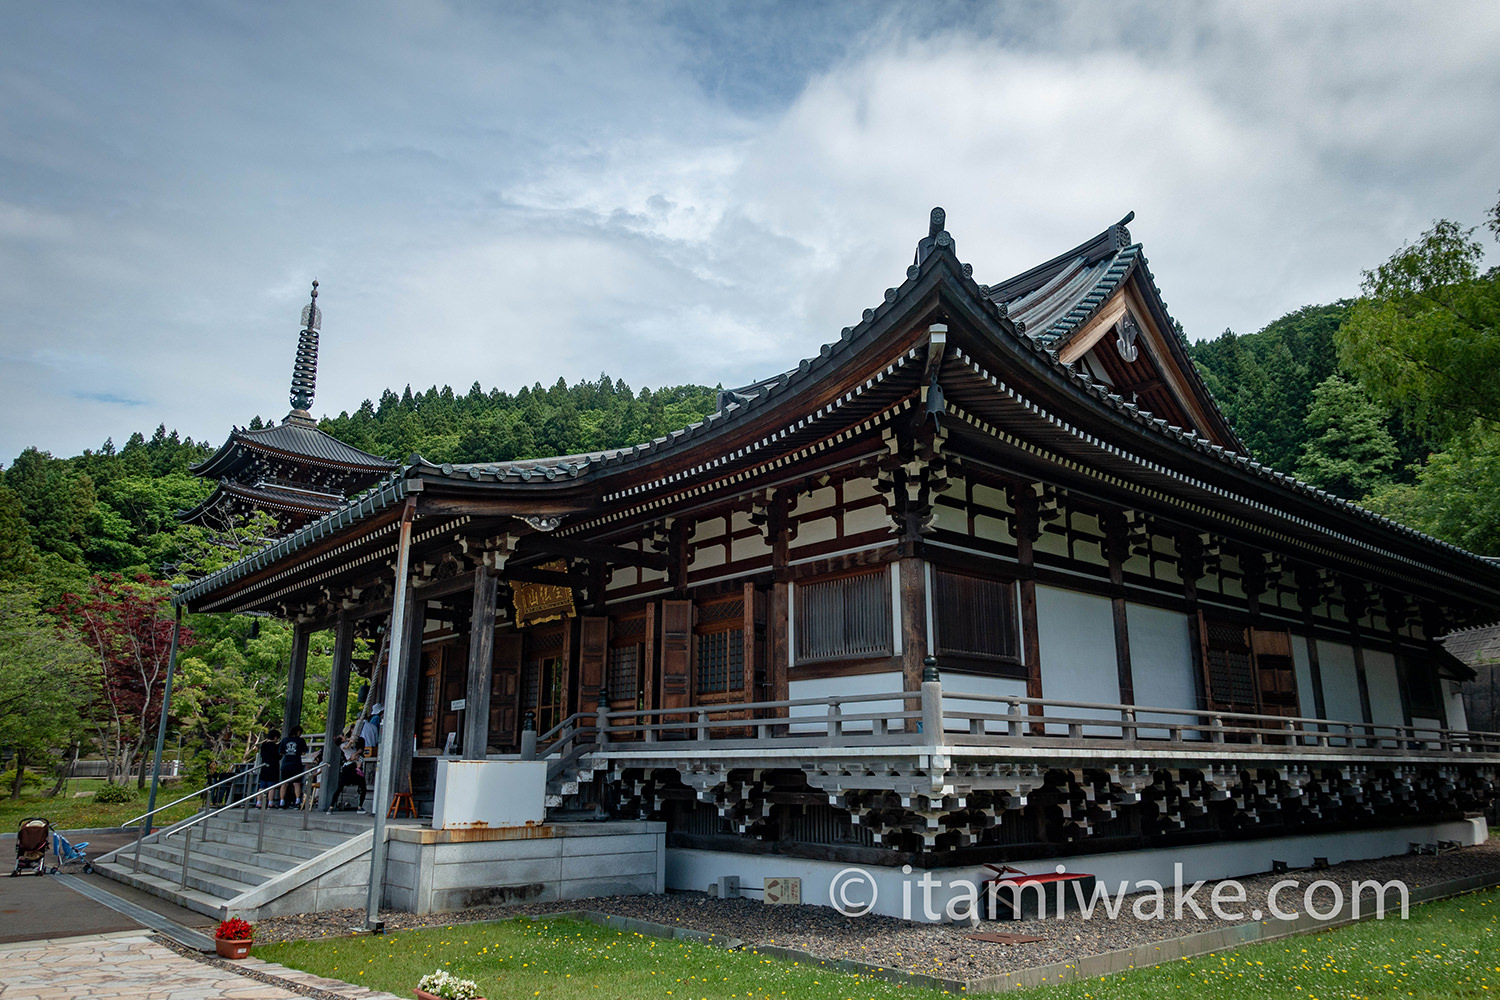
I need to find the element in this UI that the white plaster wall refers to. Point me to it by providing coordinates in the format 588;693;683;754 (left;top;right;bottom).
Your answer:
1124;603;1200;737
1035;585;1122;734
789;672;905;734
665;817;1486;923
931;502;967;534
1446;681;1470;731
942;673;1029;734
731;533;771;563
1316;642;1363;724
1291;636;1320;723
844;504;890;536
1363;650;1405;734
794;517;838;547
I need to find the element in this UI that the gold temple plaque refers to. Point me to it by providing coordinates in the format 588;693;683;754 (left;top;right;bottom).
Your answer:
512;560;576;628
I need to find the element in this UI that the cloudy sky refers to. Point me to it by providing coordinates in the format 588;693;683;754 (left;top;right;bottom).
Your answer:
3;1;1498;464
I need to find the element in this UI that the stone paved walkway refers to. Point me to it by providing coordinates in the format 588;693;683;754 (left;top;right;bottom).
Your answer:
0;932;404;1000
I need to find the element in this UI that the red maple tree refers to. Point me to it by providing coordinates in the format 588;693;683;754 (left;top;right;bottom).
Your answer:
54;574;192;788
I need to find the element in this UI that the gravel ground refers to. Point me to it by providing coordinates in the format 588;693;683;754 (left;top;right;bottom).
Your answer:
253;840;1500;982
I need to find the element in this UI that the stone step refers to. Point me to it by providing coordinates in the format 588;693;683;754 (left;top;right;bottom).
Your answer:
136;840;293;883
200;822;351;854
145;837;303;873
92;860;231;921
122;852;262;902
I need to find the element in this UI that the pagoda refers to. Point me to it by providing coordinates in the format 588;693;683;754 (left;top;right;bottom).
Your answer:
180;282;397;538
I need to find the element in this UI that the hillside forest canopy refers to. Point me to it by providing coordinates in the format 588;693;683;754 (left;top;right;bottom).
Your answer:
0;194;1496;798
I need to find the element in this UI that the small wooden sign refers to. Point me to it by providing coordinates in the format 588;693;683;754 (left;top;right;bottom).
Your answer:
764;877;801;905
969;932;1046;945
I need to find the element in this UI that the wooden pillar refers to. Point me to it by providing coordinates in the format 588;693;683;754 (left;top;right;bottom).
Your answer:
1179;532;1208;711
392;589;427;806
1009;485;1044;708
1103;512;1134;705
462;568;498;758
320;614;355;810
1343;579;1374;735
766;489;792;706
1295;566;1328;719
282;622;312;737
898;556;928;694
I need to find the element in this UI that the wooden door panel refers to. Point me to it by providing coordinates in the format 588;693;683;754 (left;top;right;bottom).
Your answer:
488;633;523;751
660;599;692;734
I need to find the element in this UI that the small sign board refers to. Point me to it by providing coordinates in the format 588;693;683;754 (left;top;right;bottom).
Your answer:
764;877;801;905
450;699;467;711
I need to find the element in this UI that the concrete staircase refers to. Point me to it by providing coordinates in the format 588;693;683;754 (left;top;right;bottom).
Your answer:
94;808;376;920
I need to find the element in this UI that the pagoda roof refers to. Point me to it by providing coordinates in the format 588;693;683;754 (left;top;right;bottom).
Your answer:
192;420;398;480
178;478;346;526
174;210;1500;617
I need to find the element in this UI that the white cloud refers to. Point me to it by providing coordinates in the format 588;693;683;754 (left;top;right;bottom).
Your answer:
2;1;1498;462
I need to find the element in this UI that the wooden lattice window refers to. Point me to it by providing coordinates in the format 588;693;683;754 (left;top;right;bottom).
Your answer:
1200;616;1257;713
932;568;1020;675
695;596;745;694
794;569;892;665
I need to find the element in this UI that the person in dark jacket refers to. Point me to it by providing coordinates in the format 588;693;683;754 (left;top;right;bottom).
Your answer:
256;732;279;809
278;726;309;809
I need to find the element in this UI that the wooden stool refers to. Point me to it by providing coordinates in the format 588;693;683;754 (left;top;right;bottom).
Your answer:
387;770;415;818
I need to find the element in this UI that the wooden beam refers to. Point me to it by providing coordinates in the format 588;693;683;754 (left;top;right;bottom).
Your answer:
514;534;672;571
501;566;588;587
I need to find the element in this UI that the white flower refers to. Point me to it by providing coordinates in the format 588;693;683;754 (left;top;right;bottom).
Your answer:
417;968;482;999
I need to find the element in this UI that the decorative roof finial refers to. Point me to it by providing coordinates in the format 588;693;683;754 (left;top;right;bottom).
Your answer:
287;280;320;425
914;206;955;267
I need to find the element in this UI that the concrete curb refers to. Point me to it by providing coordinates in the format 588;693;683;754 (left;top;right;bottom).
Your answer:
524;869;1500;995
0;825;141;840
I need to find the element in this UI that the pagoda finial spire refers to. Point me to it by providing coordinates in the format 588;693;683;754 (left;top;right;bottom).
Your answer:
287;280;320;426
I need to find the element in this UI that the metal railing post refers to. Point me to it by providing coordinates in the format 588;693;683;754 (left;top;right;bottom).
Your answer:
257;793;268;853
521;712;537;761
179;825;192;887
920;657;943;739
596;688;610;746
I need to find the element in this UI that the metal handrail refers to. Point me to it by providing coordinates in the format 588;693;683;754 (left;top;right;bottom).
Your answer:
154;761;332;886
120;765;253;828
164;761;328;840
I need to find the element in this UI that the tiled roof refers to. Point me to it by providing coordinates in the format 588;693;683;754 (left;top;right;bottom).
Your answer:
174;210;1500;609
191;420;398;478
1442;624;1500;667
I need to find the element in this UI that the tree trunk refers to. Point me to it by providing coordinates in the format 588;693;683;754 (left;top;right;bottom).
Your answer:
9;748;26;800
45;744;79;798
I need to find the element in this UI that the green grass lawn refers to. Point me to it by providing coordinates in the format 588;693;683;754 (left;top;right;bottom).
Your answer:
1029;885;1500;999
259;887;1500;1000
258;917;957;999
0;777;209;832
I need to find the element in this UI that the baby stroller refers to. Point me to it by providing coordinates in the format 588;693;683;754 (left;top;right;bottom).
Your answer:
50;830;92;874
11;817;51;876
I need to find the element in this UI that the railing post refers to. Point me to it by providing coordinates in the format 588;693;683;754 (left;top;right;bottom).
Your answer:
596;688;610;746
521;712;537;761
921;656;943;740
1122;707;1137;742
1210;714;1225;744
133;830;145;873
178;825;192;887
825;701;842;747
257;791;268;853
1007;698;1024;739
696;709;710;742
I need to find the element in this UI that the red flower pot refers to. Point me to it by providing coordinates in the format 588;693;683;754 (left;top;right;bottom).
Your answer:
215;937;252;960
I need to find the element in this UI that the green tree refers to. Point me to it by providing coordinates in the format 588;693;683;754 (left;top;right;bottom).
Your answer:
0;584;96;798
1364;423;1500;555
1337;219;1500;441
0;485;41;583
1295;375;1399;499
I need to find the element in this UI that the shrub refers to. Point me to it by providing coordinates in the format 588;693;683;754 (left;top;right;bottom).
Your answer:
94;782;139;804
